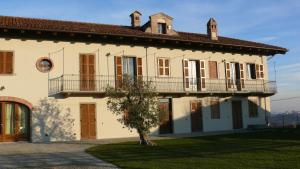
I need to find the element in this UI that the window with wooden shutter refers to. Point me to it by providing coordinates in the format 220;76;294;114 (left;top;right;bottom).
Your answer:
137;57;143;80
200;60;206;90
208;61;218;79
259;65;264;79
211;99;220;119
248;98;258;117
240;63;245;88
115;56;122;88
183;59;189;89
256;64;260;79
226;62;232;89
158;58;170;76
0;51;13;74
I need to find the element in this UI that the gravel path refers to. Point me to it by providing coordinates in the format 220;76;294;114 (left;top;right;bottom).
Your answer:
0;142;118;169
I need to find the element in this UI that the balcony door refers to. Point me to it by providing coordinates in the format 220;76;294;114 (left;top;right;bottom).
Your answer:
0;102;30;142
229;63;243;91
183;60;205;92
80;54;95;91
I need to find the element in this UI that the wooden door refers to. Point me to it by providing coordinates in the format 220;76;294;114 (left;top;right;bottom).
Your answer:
80;104;96;140
232;100;243;129
190;101;203;132
80;54;95;91
0;103;3;141
159;99;173;134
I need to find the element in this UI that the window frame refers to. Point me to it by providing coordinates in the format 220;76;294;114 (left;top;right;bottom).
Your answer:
36;57;54;73
157;57;170;77
157;23;167;34
0;50;14;75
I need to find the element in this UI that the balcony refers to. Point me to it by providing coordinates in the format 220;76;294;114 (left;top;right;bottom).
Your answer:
49;74;277;97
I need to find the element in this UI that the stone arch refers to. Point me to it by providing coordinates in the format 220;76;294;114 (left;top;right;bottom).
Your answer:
0;96;33;109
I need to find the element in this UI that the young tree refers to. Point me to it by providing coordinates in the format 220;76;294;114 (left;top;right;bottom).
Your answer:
106;76;160;145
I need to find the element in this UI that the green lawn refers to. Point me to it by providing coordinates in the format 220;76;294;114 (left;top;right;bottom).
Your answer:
87;129;300;169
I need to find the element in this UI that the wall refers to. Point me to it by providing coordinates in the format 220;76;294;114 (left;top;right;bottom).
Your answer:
0;38;270;142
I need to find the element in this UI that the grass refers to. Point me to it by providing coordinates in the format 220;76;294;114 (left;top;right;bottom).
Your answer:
87;129;300;169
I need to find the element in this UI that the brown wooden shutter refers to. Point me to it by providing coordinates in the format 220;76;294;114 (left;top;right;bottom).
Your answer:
208;61;218;79
240;63;245;88
137;57;143;80
226;63;232;89
211;99;220;119
183;59;189;89
158;58;164;76
80;54;95;91
260;65;264;79
115;56;122;88
200;60;206;90
0;52;13;74
165;59;170;76
0;52;4;74
256;64;260;79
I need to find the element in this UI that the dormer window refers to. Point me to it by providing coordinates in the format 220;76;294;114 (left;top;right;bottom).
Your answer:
157;23;166;34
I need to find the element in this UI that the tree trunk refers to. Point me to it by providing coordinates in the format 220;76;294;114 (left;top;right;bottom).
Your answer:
139;133;148;145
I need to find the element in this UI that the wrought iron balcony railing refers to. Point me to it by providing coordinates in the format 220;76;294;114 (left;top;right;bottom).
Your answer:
48;74;277;96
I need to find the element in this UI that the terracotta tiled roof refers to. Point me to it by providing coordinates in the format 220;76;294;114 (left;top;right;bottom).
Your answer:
0;15;287;53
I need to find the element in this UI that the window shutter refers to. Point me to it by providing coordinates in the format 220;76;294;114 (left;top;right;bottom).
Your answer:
137;57;143;80
208;61;218;79
211;99;220;119
200;60;206;90
165;59;170;76
226;63;232;89
240;63;245;88
256;64;260;79
115;56;122;88
183;59;189;89
158;58;164;76
0;52;4;74
260;65;264;79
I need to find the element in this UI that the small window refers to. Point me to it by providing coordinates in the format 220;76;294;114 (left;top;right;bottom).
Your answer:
157;23;166;34
158;58;170;76
36;57;53;73
248;98;258;118
0;51;13;74
211;99;220;119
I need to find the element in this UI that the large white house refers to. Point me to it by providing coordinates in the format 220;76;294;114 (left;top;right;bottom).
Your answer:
0;11;287;142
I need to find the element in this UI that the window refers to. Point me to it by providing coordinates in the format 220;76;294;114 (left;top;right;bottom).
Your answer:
157;23;166;34
122;57;136;79
208;61;218;79
158;58;170;76
248;98;258;118
246;63;264;79
246;63;256;79
211;99;220;119
36;57;53;73
0;51;13;74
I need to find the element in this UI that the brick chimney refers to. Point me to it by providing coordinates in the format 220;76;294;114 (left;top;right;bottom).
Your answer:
130;11;142;28
207;18;218;40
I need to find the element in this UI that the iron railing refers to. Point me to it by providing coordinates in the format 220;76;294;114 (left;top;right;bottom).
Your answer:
49;74;277;95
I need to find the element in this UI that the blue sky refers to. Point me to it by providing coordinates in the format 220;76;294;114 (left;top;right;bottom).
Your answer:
0;0;299;112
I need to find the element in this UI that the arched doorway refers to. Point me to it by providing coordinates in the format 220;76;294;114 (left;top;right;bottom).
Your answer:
0;100;31;142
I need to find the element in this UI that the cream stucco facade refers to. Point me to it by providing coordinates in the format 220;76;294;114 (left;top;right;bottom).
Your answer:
0;38;271;142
